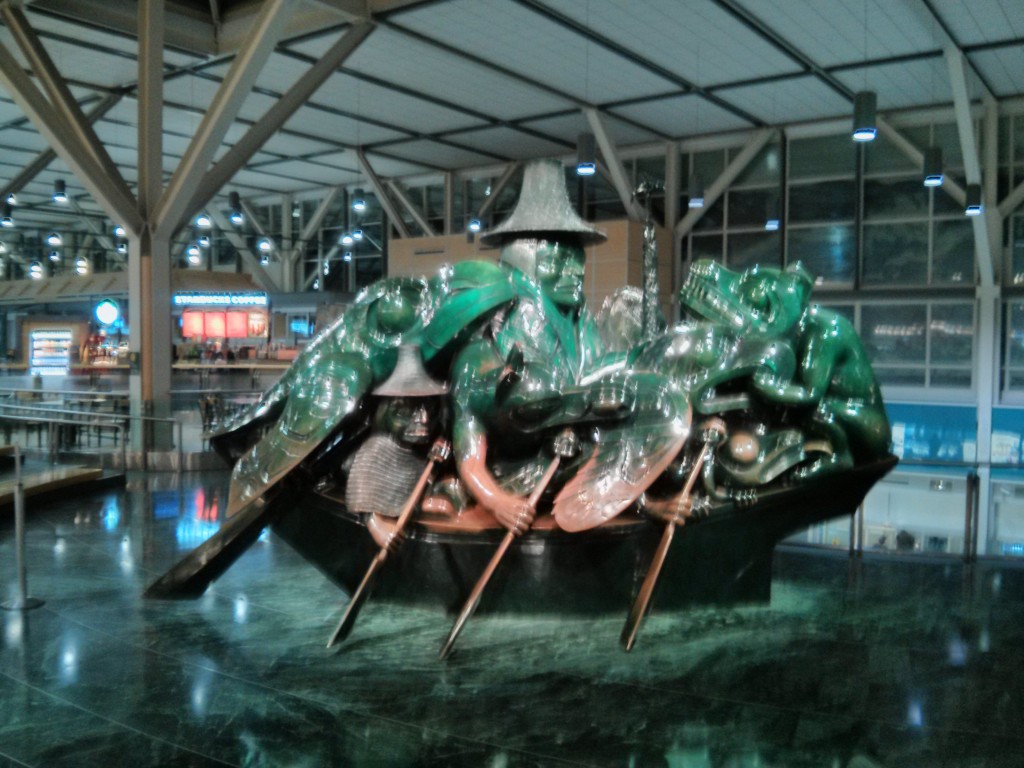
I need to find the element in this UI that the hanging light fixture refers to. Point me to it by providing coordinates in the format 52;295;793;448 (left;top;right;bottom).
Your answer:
576;132;597;176
352;189;366;213
852;91;877;142
228;192;244;226
352;229;364;241
6;193;16;205
46;232;62;246
52;179;68;204
257;237;274;253
113;224;126;237
75;256;89;275
340;233;354;246
198;235;211;248
48;250;61;263
764;195;780;231
343;251;353;262
922;146;944;187
116;240;128;255
195;212;212;228
468;218;482;232
29;261;43;279
187;243;201;265
2;203;14;228
687;173;705;209
965;184;983;216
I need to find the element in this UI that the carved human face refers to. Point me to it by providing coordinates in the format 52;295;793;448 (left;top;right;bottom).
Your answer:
535;240;586;309
375;397;440;446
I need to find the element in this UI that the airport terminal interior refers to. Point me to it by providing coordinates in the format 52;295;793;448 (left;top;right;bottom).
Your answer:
2;0;1024;765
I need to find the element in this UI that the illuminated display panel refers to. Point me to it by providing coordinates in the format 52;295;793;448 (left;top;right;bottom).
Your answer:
182;311;204;338
226;311;248;338
204;312;226;337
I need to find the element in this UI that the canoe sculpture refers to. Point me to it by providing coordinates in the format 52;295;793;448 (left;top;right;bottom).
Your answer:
146;159;896;653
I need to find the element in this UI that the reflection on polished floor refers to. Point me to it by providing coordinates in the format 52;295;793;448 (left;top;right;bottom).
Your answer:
2;470;1024;767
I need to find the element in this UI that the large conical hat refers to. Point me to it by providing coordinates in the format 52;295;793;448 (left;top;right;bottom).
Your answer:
480;159;606;247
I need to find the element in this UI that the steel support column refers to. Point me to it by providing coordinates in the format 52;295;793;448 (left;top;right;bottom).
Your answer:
154;0;295;239
358;149;411;239
584;107;644;221
675;129;775;239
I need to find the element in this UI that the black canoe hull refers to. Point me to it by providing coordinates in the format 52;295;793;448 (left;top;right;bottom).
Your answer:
272;455;898;614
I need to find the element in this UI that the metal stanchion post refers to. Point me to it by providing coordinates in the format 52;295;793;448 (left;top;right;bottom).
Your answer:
2;445;44;611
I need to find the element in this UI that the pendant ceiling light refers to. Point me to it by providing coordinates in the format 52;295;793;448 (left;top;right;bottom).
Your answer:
687;173;705;209
52;179;68;203
923;146;944;187
965;184;983;216
576;132;597;177
852;91;877;142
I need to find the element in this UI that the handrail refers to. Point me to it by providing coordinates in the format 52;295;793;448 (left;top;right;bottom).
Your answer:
0;411;127;469
0;401;183;471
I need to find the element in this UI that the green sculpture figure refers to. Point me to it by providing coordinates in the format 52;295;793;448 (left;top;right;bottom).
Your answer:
150;157;894;654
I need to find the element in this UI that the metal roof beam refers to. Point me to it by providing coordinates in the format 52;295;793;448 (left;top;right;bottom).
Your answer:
476;162;520;219
387;180;435;236
0;41;142;233
180;21;375;233
585;108;644;221
357;148;410;239
876;117;965;206
208;207;280;292
946;47;995;286
288;186;341;265
138;0;164;230
154;0;295;240
675;128;775;239
0;92;121;205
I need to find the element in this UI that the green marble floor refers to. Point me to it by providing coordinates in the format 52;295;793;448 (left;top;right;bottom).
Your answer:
2;470;1023;767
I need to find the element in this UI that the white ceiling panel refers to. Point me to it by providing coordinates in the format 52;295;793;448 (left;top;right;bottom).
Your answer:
162;72;224;111
383;139;501;171
969;47;1024;97
258;132;341;158
836;56;983;108
281;105;410;146
544;0;802;88
299;26;573;121
611;94;753;138
446;125;570;160
714;75;850;124
519;111;662;147
251;159;350;187
394;0;675;105
733;0;939;69
0;128;48;154
287;69;487;136
933;0;1024;45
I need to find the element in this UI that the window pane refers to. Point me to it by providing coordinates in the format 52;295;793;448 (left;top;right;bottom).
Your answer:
691;234;723;262
933;187;964;216
788;225;855;285
862;304;926;364
930;368;972;388
693;196;725;231
862;222;929;285
354;257;382;288
1007;302;1024;366
727;231;780;271
930;303;974;364
874;367;926;386
728;188;774;228
1011;217;1024;285
864;137;918;175
864;178;929;218
788;180;856;223
789;135;856;179
693;150;725;183
731;143;781;186
932;219;975;284
818;304;855;323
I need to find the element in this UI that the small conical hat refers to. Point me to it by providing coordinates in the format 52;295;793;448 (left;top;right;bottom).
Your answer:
373;344;447;397
480;159;606;247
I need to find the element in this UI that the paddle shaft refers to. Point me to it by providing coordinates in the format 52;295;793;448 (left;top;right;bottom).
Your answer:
621;443;710;652
327;440;448;648
438;453;562;660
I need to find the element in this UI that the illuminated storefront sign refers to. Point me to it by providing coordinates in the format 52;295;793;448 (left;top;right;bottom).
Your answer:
172;292;267;307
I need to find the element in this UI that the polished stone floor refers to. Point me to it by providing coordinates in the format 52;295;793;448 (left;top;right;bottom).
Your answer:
2;470;1024;767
